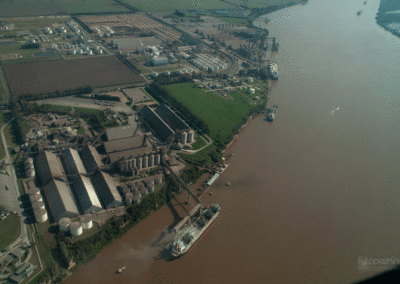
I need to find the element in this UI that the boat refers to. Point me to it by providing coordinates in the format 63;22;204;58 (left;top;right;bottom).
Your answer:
167;204;221;258
357;10;362;16
364;1;367;4
333;107;339;111
268;63;279;80
266;105;278;121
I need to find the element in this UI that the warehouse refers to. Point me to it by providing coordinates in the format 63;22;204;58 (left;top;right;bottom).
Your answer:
105;124;140;141
42;179;79;222
151;56;168;66
91;171;123;208
34;151;64;186
61;148;87;176
141;105;175;141
72;175;103;214
154;104;190;132
80;144;103;173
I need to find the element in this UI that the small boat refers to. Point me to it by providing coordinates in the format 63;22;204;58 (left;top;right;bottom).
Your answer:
357;10;362;16
364;1;367;4
333;107;339;111
117;269;122;273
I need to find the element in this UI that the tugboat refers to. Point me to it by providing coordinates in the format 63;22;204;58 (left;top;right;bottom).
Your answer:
268;62;279;80
357;10;362;16
266;105;278;121
333;106;339;112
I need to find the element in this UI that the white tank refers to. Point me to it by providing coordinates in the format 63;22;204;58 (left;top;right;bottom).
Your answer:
133;190;141;198
137;157;142;169
28;187;40;196
88;50;93;55
59;217;71;232
34;208;48;223
80;216;93;230
98;49;103;54
125;192;133;206
180;132;187;144
154;174;163;184
155;154;161;165
140;187;148;196
187;130;195;144
132;195;140;204
122;186;130;194
143;156;148;168
147;182;155;193
32;201;45;210
148;154;154;167
30;194;42;203
70;222;83;236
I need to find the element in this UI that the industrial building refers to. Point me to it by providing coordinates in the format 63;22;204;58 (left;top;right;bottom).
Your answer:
61;148;87;176
91;171;123;208
141;104;196;144
42;179;79;222
105;124;140;141
72;175;103;214
190;54;227;71
151;56;168;66
34;151;64;186
80;144;103;173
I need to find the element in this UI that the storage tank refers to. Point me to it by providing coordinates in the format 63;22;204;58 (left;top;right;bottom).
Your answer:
250;88;255;94
122;186;130;194
34;208;48;223
137;157;142;169
143;155;148;168
59;217;71;232
130;185;138;193
147;182;155;193
148;154;154;167
32;201;45;210
133;190;141;198
26;168;36;178
154;174;163;184
248;77;253;83
98;49;103;54
187;130;195;144
70;222;83;236
30;194;42;203
125;192;133;206
155;154;161;165
81;215;93;229
28;187;40;196
88;50;93;55
180;132;187;144
140;187;148;195
119;160;126;173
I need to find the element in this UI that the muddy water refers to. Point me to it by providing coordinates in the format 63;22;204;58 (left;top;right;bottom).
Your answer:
66;0;400;283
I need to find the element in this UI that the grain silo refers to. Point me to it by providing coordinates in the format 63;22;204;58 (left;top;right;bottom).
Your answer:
32;201;45;210
28;187;40;196
34;208;48;223
130;185;138;193
187;130;195;144
30;194;42;203
122;186;130;195
148;154;154;167
70;222;83;236
180;132;187;144
140;187;148;196
154;174;163;184
132;195;140;204
133;190;141;198
147;182;155;193
250;88;255;94
81;215;93;229
26;168;36;178
137;157;142;169
248;77;253;83
88;50;93;55
155;154;161;165
143;155;148;168
125;192;133;206
59;217;71;232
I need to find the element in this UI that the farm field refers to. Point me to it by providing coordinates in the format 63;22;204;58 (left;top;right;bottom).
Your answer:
4;56;144;96
0;214;21;252
164;83;253;144
0;0;129;17
220;17;248;25
0;43;42;60
2;16;70;30
121;0;236;12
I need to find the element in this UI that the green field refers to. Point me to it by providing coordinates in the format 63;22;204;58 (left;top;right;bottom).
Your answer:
74;107;102;114
0;43;42;59
133;63;152;74
0;1;129;17
3;17;70;30
0;214;21;251
191;135;207;150
164;83;254;144
121;0;236;12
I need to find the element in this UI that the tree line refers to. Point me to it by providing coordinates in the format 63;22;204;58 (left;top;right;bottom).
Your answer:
21;85;94;101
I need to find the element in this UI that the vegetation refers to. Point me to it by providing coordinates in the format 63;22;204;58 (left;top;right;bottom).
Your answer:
190;135;207;150
21;43;40;49
9;99;28;145
74;107;102;114
0;214;21;251
180;167;204;184
120;0;236;12
20;85;94;101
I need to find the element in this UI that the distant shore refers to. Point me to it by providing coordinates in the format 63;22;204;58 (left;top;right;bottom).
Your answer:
375;0;400;38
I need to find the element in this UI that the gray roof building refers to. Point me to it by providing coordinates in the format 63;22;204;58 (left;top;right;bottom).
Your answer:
72;175;103;214
34;151;64;186
10;247;25;258
154;104;190;132
80;144;103;173
141;105;175;141
105;125;139;141
42;179;79;222
91;171;123;208
61;148;87;176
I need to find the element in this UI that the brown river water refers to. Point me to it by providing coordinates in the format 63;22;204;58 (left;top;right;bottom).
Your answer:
66;0;400;283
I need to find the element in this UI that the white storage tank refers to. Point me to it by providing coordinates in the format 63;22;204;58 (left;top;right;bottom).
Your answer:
148;154;154;167
122;186;130;194
30;194;42;203
133;190;141;199
78;49;83;54
88;50;93;55
34;208;48;223
132;195;140;204
147;182;155;193
32;201;45;210
125;192;133;206
59;217;71;232
155;154;160;165
143;155;148;168
248;77;253;83
154;174;163;184
70;222;83;236
28;187;40;196
250;88;255;94
137;157;142;169
81;215;93;230
187;130;195;144
180;131;187;144
140;187;148;196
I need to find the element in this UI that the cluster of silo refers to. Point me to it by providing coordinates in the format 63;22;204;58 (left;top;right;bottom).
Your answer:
81;215;93;229
180;130;195;144
59;216;92;235
118;152;161;176
34;209;48;223
59;217;71;233
123;177;163;206
28;186;48;223
190;54;227;71
25;158;35;178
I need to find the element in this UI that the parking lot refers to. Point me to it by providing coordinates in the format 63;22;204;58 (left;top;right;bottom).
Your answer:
0;172;20;213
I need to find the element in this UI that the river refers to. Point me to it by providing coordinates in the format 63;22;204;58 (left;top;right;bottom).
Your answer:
65;0;400;283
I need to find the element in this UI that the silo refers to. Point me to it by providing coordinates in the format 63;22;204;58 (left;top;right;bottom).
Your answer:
119;160;126;173
59;217;71;232
125;192;133;206
154;174;163;184
88;50;93;55
155;154;161;165
147;182;155;193
143;155;148;168
30;194;42;203
78;49;83;54
131;158;136;169
70;222;83;236
124;160;129;172
28;187;40;196
122;186;130;194
137;157;142;169
148;154;154;167
180;132;187;144
133;190;141;198
132;195;140;204
248;77;253;83
32;201;45;210
81;215;93;229
26;168;36;178
84;47;90;51
34;208;48;223
130;185;138;193
187;130;195;144
98;49;103;54
140;187;148;196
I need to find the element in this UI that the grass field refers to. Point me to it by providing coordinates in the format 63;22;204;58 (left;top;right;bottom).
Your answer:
133;63;152;74
121;0;236;12
0;43;42;59
191;135;207;150
74;107;102;114
0;1;129;17
164;83;254;144
0;214;21;251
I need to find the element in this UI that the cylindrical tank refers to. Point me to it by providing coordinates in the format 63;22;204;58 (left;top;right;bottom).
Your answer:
180;132;187;144
119;160;126;173
136;181;144;188
130;158;136;169
148;154;154;167
140;187;148;195
137;157;142;169
59;217;71;232
147;182;155;193
34;208;48;223
122;186;130;194
125;192;133;206
154;174;163;184
26;168;36;178
143;156;148;168
98;49;103;54
32;201;45;210
132;195;140;204
133;190;141;198
155;154;160;165
187;130;195;144
28;187;40;196
130;185;138;193
30;194;42;203
70;222;83;236
81;215;93;229
88;50;93;55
